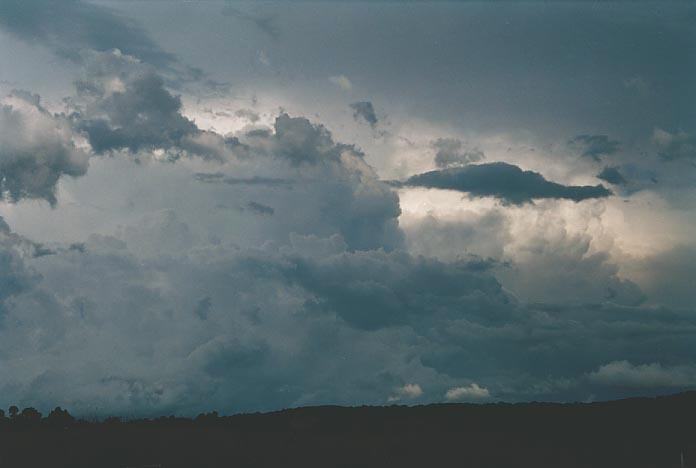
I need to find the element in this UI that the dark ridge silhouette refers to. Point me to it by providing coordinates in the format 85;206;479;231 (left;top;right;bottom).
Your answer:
1;393;695;467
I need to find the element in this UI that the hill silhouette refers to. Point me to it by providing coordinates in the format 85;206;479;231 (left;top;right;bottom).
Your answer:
0;392;694;467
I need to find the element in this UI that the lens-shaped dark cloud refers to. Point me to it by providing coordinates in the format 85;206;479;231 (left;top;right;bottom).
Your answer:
398;162;612;204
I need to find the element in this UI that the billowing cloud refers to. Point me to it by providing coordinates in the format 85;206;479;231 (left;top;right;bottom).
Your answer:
388;383;423;402
0;91;89;205
398;163;612;204
569;135;620;161
588;361;696;389
445;383;490;401
0;0;694;419
432;138;484;168
70;50;202;156
350;101;378;128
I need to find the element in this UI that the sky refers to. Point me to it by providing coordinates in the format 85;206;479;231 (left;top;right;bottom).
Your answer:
0;0;694;417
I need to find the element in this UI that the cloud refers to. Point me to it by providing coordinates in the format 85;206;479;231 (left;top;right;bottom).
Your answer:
245;201;274;216
432;138;484;168
350;101;378;128
388;383;423;402
588;361;696;389
0;0;199;81
652;128;696;161
398;162;612;204
329;75;353;91
623;245;696;308
596;166;627;186
1;205;696;415
70;50;202;156
234;109;260;123
280;246;505;330
569;135;620;161
195;173;293;188
445;383;490;401
222;5;280;40
0;91;89;205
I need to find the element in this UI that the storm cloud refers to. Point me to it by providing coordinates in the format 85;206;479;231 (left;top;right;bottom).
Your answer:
0;91;89;205
350;101;378;128
399;162;612;204
0;0;694;417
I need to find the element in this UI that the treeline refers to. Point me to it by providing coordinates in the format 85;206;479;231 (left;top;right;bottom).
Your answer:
0;406;75;427
0;393;694;467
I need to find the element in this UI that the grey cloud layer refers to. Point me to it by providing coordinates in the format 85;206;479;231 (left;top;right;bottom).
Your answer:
2;217;694;415
0;0;200;81
399;162;612;204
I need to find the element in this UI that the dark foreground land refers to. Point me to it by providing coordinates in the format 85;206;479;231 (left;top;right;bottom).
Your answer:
1;392;695;468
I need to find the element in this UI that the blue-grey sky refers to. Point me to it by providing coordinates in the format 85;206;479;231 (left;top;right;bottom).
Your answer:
0;0;695;416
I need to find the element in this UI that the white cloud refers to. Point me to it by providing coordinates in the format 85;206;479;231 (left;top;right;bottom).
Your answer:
445;383;490;401
588;361;696;388
388;383;423;402
329;75;352;91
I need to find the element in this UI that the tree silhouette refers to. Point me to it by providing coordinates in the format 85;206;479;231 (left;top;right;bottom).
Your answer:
46;407;75;427
8;405;18;419
18;407;41;424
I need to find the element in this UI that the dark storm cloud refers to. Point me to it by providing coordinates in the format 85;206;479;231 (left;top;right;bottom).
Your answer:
5;223;696;415
399;162;612;204
350;101;378;128
75;71;198;154
282;249;505;330
597;166;627;186
0;91;89;205
70;52;201;155
272;113;366;166
569;135;620;161
432;138;484;168
0;0;200;81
